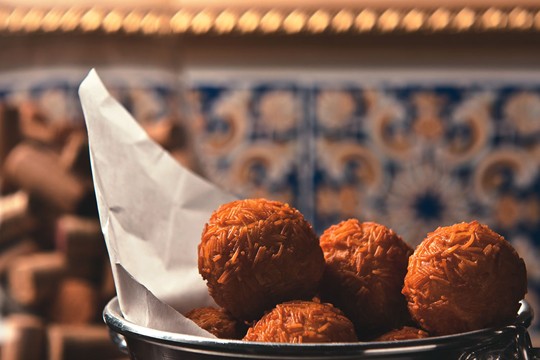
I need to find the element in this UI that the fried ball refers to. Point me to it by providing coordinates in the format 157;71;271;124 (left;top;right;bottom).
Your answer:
185;307;246;339
199;199;325;321
319;219;412;338
243;301;358;343
374;326;429;341
402;221;527;336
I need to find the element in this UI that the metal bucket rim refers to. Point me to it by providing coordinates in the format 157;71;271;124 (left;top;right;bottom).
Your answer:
103;297;532;356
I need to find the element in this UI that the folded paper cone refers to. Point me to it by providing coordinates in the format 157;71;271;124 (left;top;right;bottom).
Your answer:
79;69;235;336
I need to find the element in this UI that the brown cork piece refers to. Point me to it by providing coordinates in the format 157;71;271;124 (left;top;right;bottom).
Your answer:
1;313;46;360
0;104;23;172
55;215;105;281
0;191;38;246
49;278;98;324
17;102;72;146
0;238;39;277
59;131;92;180
3;143;88;213
8;252;67;308
47;324;126;360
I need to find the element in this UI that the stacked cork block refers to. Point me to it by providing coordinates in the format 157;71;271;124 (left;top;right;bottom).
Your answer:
0;102;196;360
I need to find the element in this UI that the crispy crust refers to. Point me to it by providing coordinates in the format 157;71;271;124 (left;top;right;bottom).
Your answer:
199;199;325;321
185;307;246;339
374;326;429;341
402;221;527;335
319;219;412;339
243;301;358;343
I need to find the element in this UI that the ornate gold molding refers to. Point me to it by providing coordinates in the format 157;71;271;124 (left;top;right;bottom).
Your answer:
0;6;538;35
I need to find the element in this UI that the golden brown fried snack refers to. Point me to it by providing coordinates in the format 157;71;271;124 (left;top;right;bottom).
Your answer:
403;221;527;336
185;307;245;339
243;301;358;343
374;326;429;341
319;220;412;338
199;199;325;321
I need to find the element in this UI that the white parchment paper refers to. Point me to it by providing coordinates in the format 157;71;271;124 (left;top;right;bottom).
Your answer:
79;69;236;335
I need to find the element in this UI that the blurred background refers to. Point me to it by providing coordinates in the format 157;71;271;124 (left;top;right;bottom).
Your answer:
0;0;540;359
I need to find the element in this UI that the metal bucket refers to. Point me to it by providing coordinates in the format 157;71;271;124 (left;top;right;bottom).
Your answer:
104;297;540;359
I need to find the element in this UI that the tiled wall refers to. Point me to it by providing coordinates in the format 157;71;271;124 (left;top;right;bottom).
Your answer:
190;78;540;232
1;68;539;331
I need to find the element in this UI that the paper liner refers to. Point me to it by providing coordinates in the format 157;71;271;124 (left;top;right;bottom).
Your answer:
79;69;236;335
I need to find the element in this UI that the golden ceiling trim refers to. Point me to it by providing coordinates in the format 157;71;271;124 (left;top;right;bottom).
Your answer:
0;6;538;35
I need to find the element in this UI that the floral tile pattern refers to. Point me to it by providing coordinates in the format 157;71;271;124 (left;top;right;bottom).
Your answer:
312;87;540;244
188;84;308;210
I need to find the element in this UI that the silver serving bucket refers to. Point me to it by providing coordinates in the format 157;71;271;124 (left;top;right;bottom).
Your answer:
104;297;540;359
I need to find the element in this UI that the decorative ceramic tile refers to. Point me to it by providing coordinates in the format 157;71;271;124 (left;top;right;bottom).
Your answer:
312;86;540;245
188;83;307;210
